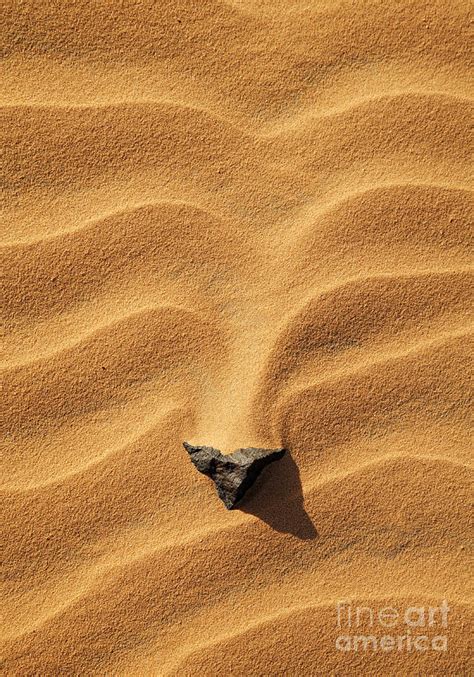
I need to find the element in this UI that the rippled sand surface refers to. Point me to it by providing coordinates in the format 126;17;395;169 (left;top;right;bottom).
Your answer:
1;1;473;674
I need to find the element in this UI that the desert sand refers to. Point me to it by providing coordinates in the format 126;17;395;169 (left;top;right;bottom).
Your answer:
1;0;473;674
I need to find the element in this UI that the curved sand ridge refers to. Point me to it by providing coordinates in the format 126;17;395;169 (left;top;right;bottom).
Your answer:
1;1;473;674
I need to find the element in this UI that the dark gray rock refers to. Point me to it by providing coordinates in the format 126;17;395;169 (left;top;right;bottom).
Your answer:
183;442;286;509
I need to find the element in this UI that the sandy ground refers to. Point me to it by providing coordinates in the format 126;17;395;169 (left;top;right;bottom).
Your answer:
1;1;473;674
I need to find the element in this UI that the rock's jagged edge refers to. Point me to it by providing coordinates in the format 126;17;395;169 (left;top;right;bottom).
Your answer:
183;442;286;509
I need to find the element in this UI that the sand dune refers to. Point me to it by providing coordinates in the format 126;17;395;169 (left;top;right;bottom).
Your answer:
1;0;473;674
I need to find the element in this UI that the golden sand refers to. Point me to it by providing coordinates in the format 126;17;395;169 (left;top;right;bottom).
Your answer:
1;1;473;674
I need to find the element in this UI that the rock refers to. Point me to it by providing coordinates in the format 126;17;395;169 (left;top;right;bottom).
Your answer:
183;442;286;509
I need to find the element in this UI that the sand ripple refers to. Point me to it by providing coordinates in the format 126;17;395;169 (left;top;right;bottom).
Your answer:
1;0;472;674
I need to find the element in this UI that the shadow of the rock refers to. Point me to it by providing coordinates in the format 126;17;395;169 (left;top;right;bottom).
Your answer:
238;451;317;540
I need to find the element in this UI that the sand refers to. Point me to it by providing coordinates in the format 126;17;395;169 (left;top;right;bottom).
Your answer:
1;0;473;674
